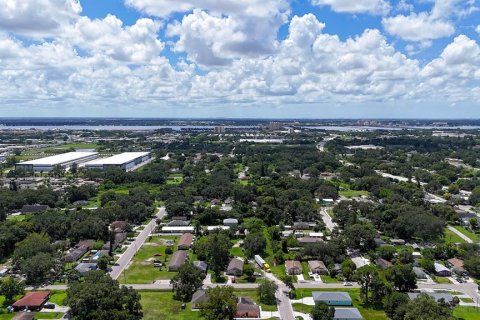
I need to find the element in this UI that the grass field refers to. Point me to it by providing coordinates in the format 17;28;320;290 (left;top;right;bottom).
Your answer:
119;236;180;284
294;288;388;320
49;291;67;306
339;190;369;198
0;312;64;320
167;174;184;185
433;276;452;284
453;226;480;241
453;306;480;319
444;228;466;244
229;247;245;258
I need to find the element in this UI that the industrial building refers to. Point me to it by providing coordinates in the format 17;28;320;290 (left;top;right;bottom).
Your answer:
15;152;98;172
84;152;151;171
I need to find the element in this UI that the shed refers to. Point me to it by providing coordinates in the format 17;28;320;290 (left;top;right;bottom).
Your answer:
285;260;302;275
308;260;329;275
312;292;352;306
168;250;188;271
227;258;244;276
12;291;50;311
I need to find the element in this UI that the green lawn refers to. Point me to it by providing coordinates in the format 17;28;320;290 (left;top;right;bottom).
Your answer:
120;236;180;284
460;298;474;303
295;288;388;320
61;143;99;149
433;276;452;284
6;215;26;222
0;312;64;320
167;174;184;185
140;291;200;320
444;228;466;244
49;291;67;306
229;247;245;258
453;306;480;320
321;275;340;283
453;226;480;241
339;190;369;198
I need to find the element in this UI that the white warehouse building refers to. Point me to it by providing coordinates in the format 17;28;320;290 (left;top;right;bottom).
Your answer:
84;152;151;171
15;152;99;172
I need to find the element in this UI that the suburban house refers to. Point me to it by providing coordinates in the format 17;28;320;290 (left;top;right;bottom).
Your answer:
167;220;190;227
21;204;49;214
434;263;452;277
193;261;208;273
178;233;195;250
334;307;363;320
312;292;352;306
447;258;466;275
110;220;128;232
168;250;188;271
293;221;313;230
63;244;89;263
223;218;239;227
12;291;50;311
191;289;209;309
75;262;97;275
227;258;244;276
235;297;261;319
285;260;302;275
375;258;393;269
308;260;329;275
413;267;428;280
407;292;453;304
298;237;323;246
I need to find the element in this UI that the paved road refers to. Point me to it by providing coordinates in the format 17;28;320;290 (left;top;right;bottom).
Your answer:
109;207;166;280
265;273;295;320
447;225;473;243
320;207;336;231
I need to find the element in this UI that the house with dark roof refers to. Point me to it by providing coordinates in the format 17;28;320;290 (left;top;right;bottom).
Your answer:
178;233;195;250
313;292;352;306
111;220;128;232
227;258;244;276
413;267;428;280
285;260;302;275
21;204;49;214
375;258;393;269
168;250;188;271
308;260;329;275
75;262;97;275
191;289;209;309
298;237;323;246
334;307;363;320
236;297;261;319
167;220;190;227
63;245;88;263
434;263;452;277
12;291;50;311
193;261;208;273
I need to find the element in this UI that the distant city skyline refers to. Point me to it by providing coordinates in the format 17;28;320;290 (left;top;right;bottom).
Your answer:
0;0;479;118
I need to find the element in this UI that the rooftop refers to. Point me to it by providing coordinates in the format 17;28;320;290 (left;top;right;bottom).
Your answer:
18;152;98;166
12;291;50;308
84;152;150;166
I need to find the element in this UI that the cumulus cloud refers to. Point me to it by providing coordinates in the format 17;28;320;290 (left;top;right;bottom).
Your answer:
311;0;390;15
65;15;164;63
382;12;454;42
477;25;480;34
0;0;81;37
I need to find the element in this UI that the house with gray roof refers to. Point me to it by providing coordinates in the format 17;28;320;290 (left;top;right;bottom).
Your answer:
193;261;208;273
334;308;363;320
227;258;244;276
313;292;352;306
413;267;427;280
168;250;188;271
75;262;97;275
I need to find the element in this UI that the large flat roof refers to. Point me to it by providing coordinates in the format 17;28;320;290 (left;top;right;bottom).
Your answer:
18;152;98;166
85;152;150;166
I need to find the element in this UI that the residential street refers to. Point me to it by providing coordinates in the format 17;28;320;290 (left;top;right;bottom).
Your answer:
447;225;473;243
320;207;336;231
109;207;166;280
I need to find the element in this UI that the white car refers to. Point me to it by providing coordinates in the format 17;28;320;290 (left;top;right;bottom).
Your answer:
343;282;353;286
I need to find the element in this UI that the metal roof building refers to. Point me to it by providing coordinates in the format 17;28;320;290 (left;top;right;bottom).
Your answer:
16;152;98;172
84;152;151;171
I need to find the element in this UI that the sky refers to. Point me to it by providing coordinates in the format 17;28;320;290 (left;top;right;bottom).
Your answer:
0;0;479;119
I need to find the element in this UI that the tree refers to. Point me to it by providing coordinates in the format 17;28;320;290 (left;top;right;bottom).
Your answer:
20;252;55;284
464;256;480;277
243;264;255;282
243;233;267;258
311;301;335;320
0;276;24;304
404;294;455;320
355;265;379;304
343;223;377;252
383;292;409;320
341;259;356;281
257;280;278;305
200;286;237;320
97;256;109;271
195;232;232;278
66;270;142;320
387;264;417;292
171;263;205;302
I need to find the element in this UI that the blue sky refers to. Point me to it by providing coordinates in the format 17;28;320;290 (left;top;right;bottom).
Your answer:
0;0;479;118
